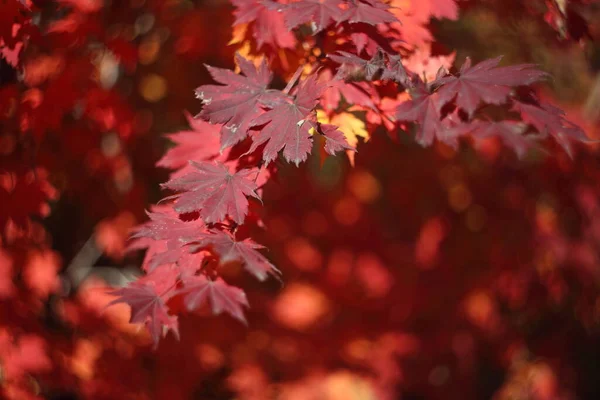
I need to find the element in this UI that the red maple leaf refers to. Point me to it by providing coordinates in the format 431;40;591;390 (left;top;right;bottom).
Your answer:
395;79;446;146
337;0;398;25
157;111;222;171
107;266;179;347
320;69;379;112
162;161;260;224
329;50;386;81
133;211;206;272
231;0;296;49
281;0;341;32
513;101;589;158
134;241;168;270
178;275;249;323
131;209;205;244
468;120;537;159
196;54;277;150
130;209;206;272
128;232;168;273
435;57;548;117
381;54;410;85
191;231;280;281
128;205;200;272
175;251;211;279
343;20;397;55
248;75;325;165
446;120;537;159
320;124;355;155
146;242;187;272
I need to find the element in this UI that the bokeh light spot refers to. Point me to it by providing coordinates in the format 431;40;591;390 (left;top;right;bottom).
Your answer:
139;74;167;102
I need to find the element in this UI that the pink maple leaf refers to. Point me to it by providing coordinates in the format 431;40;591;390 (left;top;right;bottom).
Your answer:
231;0;296;49
396;79;445;146
196;54;279;150
445;120;537;159
162;161;260;224
130;208;206;271
321;124;355;155
157;111;222;171
128;205;177;272
145;237;202;272
338;0;398;25
381;54;410;85
329;50;386;81
107;266;179;347
191;231;280;281
513;101;589;158
131;209;205;244
248;75;325;165
128;204;215;274
320;69;379;111
469;120;537;159
178;275;249;323
281;0;341;32
176;251;210;279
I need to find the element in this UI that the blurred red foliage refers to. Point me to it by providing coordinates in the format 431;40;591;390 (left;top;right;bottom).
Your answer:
1;0;600;399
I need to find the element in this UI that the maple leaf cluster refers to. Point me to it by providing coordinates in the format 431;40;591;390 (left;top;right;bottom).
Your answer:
114;0;593;348
0;0;598;398
112;56;347;344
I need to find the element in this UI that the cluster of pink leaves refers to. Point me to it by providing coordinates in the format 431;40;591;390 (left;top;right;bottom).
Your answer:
111;54;354;346
113;0;591;346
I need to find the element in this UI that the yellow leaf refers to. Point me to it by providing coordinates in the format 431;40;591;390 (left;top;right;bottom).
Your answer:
330;112;368;148
233;41;265;73
228;24;248;46
316;109;329;124
315;111;365;166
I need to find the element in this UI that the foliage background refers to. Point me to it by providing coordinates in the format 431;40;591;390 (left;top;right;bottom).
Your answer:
1;0;600;399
